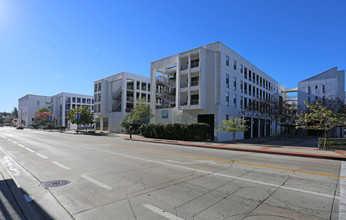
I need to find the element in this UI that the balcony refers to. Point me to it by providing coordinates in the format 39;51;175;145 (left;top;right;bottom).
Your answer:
191;99;199;105
191;59;199;68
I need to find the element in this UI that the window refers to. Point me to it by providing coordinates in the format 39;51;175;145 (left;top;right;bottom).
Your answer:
37;101;40;105
244;68;247;79
226;92;229;106
233;60;237;70
137;81;140;90
98;83;101;91
256;75;259;85
240;96;243;109
260;77;262;87
308;86;311;95
256;88;259;98
308;97;311;103
240;80;243;93
226;56;229;66
87;99;91;104
233;94;237;107
82;98;86;103
233;77;236;91
226;114;229;120
323;85;325;94
249;70;252;81
315;85;318;94
72;97;76;102
253;86;255;97
244;82;247;94
240;64;243;73
244;97;248;109
142;82;147;91
269;82;271;91
249;84;252;96
226;74;229;88
148;83;151;92
77;98;81;103
191;76;199;86
253;72;255;82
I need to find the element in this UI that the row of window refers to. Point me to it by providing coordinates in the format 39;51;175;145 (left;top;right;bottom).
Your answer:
226;74;272;101
225;55;279;93
225;93;272;113
307;85;325;95
68;97;93;104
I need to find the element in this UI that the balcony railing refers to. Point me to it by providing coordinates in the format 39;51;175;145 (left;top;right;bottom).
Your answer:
191;99;199;105
191;59;199;68
191;80;199;87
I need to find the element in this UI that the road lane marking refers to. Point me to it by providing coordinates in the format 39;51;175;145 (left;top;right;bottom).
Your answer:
12;141;17;144
166;159;218;165
52;161;71;170
143;204;184;220
77;145;340;200
115;144;345;179
36;153;48;160
80;174;113;190
340;162;346;219
7;139;12;141
25;148;34;153
18;144;25;148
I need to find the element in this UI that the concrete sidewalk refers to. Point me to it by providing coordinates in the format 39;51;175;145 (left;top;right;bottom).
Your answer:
123;135;346;161
0;162;39;219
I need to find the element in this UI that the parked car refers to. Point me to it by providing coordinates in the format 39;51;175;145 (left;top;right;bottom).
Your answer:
16;126;24;130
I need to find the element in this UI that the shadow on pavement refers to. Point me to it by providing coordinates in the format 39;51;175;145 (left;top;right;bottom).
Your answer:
0;179;53;220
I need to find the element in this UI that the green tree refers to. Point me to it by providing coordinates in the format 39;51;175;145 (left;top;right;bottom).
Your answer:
218;117;248;143
121;99;153;132
296;101;346;150
67;106;94;133
12;107;18;118
34;107;55;126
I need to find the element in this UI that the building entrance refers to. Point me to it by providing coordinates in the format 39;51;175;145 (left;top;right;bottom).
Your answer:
198;114;214;141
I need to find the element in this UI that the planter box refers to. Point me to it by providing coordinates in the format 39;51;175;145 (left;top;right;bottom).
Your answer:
318;138;346;150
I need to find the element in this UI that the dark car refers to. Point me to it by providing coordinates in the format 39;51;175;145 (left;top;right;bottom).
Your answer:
16;126;24;130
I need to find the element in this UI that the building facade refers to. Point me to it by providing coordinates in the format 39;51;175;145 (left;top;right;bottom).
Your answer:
94;72;151;132
150;42;286;142
297;67;345;112
18;94;52;126
51;92;94;128
18;92;94;128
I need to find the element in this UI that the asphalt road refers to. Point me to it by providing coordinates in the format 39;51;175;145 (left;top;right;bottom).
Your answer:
0;127;345;220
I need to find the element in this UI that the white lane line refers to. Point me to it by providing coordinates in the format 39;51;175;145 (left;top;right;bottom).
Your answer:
36;153;48;160
12;141;18;144
52;161;71;170
77;144;340;200
25;148;34;153
339;162;346;220
7;139;12;141
81;174;113;190
18;144;25;148
143;204;184;220
0;135;6;138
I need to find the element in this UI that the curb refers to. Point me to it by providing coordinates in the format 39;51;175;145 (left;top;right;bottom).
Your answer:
0;164;40;220
124;138;346;161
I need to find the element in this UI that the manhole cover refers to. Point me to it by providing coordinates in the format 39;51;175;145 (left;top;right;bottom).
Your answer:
40;180;71;188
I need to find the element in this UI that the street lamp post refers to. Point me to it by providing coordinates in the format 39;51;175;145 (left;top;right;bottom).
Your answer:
129;97;134;139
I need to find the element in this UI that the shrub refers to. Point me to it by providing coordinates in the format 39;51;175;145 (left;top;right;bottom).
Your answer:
140;123;210;141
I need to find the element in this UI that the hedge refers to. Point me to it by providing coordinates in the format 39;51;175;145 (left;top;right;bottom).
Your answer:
139;123;210;141
318;138;346;150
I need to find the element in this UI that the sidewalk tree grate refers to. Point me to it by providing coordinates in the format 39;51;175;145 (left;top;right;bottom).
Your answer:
40;180;71;188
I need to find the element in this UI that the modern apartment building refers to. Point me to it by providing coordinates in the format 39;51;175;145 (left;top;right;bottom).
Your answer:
18;92;94;128
94;72;151;132
51;92;94;128
297;67;345;111
18;94;52;126
150;42;286;142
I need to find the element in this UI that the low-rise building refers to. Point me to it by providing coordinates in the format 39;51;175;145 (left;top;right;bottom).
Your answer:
18;94;52;126
94;72;150;132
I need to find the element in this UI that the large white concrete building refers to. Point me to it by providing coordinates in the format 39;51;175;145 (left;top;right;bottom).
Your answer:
18;92;94;128
51;92;94;128
18;94;52;126
94;72;150;132
297;67;345;111
150;42;286;142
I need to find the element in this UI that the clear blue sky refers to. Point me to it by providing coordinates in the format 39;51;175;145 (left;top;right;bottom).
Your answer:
1;0;345;113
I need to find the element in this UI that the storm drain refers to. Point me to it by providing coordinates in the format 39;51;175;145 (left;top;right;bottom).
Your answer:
40;180;71;188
